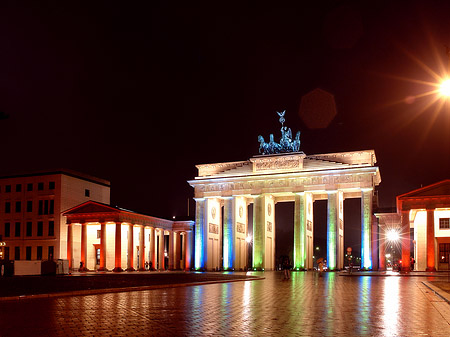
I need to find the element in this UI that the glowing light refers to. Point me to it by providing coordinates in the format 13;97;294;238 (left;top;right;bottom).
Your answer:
440;79;450;97
246;235;252;243
386;229;400;242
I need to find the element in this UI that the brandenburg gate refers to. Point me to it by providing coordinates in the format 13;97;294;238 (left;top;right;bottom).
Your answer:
188;112;381;271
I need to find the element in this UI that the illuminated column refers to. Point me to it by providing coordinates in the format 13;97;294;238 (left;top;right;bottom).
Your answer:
139;225;145;271
149;227;155;269
159;230;165;270
305;193;314;270
223;197;235;270
337;191;344;270
127;224;134;271
194;198;206;270
168;230;174;270
67;223;73;270
98;222;107;271
426;208;436;271
401;209;411;271
113;222;123;272
253;195;265;270
327;192;338;271
294;193;306;270
361;189;373;270
371;214;379;271
175;232;181;269
81;223;87;271
185;231;192;270
378;223;386;271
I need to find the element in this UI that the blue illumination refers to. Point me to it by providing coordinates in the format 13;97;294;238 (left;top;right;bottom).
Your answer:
223;199;233;270
194;199;205;270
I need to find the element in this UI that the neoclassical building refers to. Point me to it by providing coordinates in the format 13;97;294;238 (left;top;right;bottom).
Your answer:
63;201;193;271
396;180;450;271
189;150;381;271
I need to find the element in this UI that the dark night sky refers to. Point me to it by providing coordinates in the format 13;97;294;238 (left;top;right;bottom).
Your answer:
2;1;450;255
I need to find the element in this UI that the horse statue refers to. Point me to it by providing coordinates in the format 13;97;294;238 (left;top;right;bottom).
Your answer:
293;131;301;152
258;135;269;155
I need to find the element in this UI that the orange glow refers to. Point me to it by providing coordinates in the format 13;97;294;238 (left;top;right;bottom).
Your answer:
440;79;450;96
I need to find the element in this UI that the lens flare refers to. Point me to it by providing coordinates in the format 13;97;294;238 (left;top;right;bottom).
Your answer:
440;79;450;97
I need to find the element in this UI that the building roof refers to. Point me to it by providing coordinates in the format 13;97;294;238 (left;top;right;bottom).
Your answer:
0;169;110;187
397;180;450;210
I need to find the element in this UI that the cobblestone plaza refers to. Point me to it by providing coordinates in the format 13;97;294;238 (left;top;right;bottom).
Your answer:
1;272;450;336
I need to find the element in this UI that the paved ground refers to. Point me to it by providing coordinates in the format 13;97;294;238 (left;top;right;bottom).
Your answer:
1;271;450;336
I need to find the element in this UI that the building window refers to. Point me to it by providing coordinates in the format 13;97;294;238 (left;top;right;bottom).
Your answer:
4;246;9;260
49;200;54;214
15;222;21;237
48;221;54;236
37;246;43;260
97;230;101;239
26;222;32;237
5;185;11;193
48;246;54;260
27;183;33;191
26;246;31;260
37;221;43;237
49;181;55;190
16;184;22;192
27;200;32;212
14;246;20;260
5;202;10;214
38;182;44;191
85;189;90;197
439;218;450;229
15;201;21;213
439;243;450;263
4;222;10;237
38;200;43;215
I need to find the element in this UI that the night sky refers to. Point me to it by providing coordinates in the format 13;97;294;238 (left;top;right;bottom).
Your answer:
2;2;450;257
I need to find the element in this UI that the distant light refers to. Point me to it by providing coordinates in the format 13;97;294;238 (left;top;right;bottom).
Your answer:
385;253;391;258
440;79;450;97
315;246;320;250
173;216;176;219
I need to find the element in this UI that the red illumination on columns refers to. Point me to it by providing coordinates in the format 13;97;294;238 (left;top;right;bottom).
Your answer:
127;224;135;271
401;210;411;272
139;226;145;271
80;223;87;271
426;209;436;271
113;222;123;272
379;225;386;271
149;227;155;270
67;223;73;270
98;222;107;271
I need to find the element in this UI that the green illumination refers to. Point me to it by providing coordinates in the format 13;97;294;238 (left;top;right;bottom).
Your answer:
294;194;306;270
327;193;337;270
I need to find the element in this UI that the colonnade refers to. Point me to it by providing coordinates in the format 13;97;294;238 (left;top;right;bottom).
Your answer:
66;222;192;272
194;189;375;271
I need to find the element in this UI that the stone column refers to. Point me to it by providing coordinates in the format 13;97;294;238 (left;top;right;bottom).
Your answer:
378;223;386;271
138;225;145;271
67;223;73;270
80;223;87;271
114;222;123;272
194;198;206;270
149;227;155;270
426;208;436;271
371;214;379;271
222;197;234;270
327;192;338;271
98;222;107;271
361;189;373;270
253;195;264;270
159;230;165;270
127;224;134;271
175;232;182;269
401;209;411;272
294;193;306;270
168;231;174;270
185;231;192;270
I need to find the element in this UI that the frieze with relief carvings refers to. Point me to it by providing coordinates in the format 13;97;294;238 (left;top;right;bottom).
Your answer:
209;223;219;234
236;222;245;234
267;221;273;232
197;173;373;194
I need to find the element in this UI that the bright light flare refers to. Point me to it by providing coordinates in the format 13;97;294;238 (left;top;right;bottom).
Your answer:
440;79;450;97
386;229;400;242
246;235;252;243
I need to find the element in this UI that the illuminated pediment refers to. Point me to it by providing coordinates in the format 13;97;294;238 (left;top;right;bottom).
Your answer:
398;180;450;199
63;201;120;215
